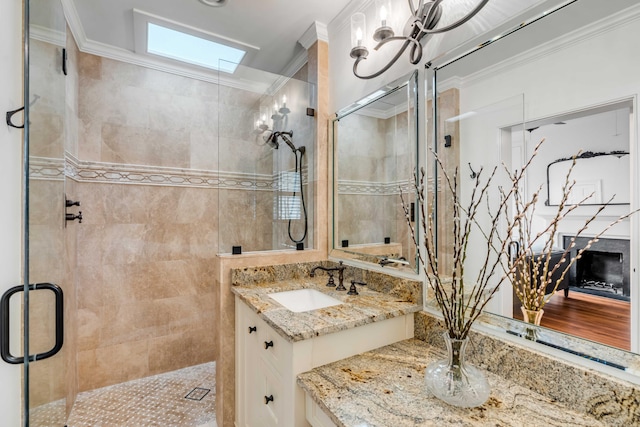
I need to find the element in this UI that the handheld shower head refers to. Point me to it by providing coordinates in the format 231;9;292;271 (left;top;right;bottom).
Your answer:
278;131;297;153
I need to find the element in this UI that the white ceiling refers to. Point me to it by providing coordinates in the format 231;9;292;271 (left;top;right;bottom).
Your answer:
68;0;353;74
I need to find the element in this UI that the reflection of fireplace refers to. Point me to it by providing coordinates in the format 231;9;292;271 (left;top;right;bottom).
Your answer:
563;236;630;300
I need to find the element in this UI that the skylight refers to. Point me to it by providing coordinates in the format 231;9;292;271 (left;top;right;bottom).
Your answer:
146;22;246;73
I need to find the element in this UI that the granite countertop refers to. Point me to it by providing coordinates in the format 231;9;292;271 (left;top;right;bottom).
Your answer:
231;278;421;343
297;339;606;427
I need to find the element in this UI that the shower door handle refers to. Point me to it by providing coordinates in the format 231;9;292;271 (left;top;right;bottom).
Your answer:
0;283;64;364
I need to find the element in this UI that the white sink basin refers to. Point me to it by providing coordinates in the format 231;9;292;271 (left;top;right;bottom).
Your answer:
268;289;343;313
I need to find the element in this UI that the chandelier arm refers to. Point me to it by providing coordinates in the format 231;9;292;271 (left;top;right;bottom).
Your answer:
412;0;444;34
373;35;411;51
408;36;424;64
408;0;419;17
353;39;412;80
422;0;489;34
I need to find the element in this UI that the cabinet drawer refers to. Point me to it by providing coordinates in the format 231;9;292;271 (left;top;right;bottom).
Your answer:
257;317;289;375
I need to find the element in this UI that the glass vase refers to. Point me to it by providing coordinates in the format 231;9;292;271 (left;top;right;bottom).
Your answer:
520;306;544;341
520;307;544;325
425;332;490;408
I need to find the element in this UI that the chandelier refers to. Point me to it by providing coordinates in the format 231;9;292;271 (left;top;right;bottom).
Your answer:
350;0;489;79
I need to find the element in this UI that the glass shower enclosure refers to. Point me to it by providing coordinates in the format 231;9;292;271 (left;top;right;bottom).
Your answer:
217;62;316;253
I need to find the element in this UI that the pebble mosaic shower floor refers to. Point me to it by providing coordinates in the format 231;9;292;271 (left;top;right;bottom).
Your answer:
31;362;217;427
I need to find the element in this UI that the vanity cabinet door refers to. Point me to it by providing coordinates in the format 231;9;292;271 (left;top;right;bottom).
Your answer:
236;298;288;427
248;359;283;427
236;299;259;427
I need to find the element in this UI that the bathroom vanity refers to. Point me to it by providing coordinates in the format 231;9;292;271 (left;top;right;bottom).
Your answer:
298;339;609;426
232;272;421;427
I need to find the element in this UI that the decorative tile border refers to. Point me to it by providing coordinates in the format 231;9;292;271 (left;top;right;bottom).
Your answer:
59;154;308;192
29;156;66;181
338;179;413;196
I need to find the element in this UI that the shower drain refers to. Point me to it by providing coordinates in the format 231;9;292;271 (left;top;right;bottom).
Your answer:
185;387;211;401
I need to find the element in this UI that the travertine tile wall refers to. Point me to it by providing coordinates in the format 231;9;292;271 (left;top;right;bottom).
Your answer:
64;32;80;416
244;71;315;251
27;37;74;418
71;48;318;391
74;183;218;391
214;40;330;427
75;52;315;390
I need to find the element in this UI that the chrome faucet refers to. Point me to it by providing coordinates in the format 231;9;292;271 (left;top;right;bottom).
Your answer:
310;261;347;290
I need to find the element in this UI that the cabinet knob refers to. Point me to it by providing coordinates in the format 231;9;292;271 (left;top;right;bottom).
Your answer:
248;326;257;334
264;340;274;349
264;394;274;404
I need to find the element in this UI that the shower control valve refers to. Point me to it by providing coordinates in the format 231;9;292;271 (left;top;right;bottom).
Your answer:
65;211;83;224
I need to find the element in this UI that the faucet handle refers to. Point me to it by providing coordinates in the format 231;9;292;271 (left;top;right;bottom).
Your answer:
348;280;367;295
348;281;359;295
326;272;336;287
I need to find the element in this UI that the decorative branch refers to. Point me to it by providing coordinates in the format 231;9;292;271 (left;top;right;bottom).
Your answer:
401;152;511;340
400;138;638;339
499;139;637;312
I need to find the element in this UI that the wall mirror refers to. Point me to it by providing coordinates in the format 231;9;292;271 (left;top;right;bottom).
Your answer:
331;71;419;274
428;0;640;372
547;150;630;206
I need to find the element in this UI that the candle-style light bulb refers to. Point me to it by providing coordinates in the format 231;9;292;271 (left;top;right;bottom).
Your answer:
380;5;387;26
279;94;290;115
350;12;368;59
261;114;266;123
372;1;394;42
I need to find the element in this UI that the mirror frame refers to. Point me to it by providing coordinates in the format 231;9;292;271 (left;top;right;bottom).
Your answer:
330;70;420;276
546;151;631;206
425;0;640;375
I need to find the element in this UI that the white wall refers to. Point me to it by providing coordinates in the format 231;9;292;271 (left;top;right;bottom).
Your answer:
522;109;631;245
454;13;640;325
0;0;24;424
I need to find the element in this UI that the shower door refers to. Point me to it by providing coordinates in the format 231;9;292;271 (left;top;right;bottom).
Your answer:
15;0;69;425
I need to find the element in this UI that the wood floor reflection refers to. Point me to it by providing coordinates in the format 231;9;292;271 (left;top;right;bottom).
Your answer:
513;291;630;351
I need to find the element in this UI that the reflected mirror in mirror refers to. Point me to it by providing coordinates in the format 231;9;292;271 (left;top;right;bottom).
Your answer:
429;0;639;372
331;71;419;274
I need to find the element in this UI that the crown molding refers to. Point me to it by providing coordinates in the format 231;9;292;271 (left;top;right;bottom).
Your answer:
83;38;268;92
356;104;408;120
279;49;308;80
462;3;640;88
427;76;463;98
29;24;66;47
298;21;329;50
61;0;271;94
328;0;375;35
